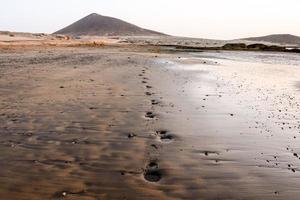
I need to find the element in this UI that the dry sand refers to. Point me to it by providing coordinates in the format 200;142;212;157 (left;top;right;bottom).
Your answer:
0;42;300;200
0;32;121;48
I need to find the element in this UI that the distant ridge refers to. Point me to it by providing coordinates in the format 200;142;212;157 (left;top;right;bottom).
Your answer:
54;13;166;36
242;34;300;45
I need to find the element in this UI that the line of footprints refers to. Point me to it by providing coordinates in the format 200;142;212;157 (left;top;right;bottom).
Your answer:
127;63;175;183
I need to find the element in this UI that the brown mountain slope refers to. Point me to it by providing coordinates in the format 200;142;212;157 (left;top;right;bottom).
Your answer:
54;13;166;36
243;34;300;45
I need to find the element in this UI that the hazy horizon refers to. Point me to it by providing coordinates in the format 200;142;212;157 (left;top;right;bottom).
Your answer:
1;0;300;40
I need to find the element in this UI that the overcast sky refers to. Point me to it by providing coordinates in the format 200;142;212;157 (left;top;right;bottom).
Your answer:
1;0;299;39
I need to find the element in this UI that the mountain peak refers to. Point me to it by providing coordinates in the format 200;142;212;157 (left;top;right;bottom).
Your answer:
87;13;101;17
54;13;166;36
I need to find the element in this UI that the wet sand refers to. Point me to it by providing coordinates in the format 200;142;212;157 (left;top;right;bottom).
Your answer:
0;46;300;200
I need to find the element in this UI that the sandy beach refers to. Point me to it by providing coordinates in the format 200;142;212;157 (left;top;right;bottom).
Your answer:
0;44;300;200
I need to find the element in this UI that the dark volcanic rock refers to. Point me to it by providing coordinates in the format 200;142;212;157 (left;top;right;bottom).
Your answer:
288;48;300;53
247;43;286;51
222;43;247;50
247;43;269;50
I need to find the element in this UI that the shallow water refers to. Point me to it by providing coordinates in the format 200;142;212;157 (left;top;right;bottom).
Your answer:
157;50;300;199
193;50;300;66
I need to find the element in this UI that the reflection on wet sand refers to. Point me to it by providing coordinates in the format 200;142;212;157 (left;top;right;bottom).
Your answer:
0;47;300;199
295;81;300;89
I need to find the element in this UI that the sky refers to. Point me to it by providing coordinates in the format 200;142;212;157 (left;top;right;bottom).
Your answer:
0;0;300;40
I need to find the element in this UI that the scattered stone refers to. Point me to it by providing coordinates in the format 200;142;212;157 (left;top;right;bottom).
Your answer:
293;153;298;157
222;43;247;50
128;133;136;138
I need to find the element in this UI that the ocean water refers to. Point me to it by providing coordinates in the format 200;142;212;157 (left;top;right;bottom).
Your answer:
192;51;300;66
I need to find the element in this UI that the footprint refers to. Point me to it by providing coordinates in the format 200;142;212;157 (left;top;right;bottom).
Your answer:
145;92;153;96
145;112;156;119
143;162;162;182
146;85;152;89
151;100;160;105
156;130;174;143
160;134;174;142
